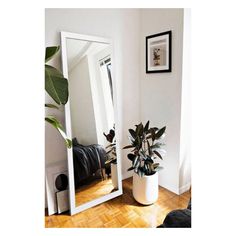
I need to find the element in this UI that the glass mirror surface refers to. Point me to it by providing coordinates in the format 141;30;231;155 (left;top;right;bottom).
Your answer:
66;37;118;207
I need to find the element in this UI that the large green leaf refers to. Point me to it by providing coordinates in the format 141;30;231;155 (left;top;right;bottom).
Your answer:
45;103;59;109
150;128;156;141
45;65;68;105
139;150;146;158
152;163;163;172
153;150;163;160
136;123;144;136
123;145;134;149
45;46;60;63
103;128;115;143
147;139;151;156
127;153;136;161
152;163;160;169
45;116;72;148
136;136;142;150
127;166;134;171
133;156;139;168
145;156;153;164
128;129;136;139
155;126;166;140
144;120;150;133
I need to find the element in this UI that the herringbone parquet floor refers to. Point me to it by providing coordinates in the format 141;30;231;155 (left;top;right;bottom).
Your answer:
45;177;191;228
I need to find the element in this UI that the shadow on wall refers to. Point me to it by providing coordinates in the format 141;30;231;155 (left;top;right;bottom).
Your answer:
179;153;191;193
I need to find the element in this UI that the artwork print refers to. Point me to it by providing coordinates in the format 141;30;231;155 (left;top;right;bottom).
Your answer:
146;31;171;73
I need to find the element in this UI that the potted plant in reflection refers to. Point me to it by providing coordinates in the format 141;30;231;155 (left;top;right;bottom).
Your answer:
123;121;166;205
103;126;118;189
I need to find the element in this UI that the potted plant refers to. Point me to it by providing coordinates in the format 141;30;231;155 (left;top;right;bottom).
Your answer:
103;127;118;189
123;121;166;205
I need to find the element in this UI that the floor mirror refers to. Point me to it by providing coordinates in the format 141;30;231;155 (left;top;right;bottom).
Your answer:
61;31;122;215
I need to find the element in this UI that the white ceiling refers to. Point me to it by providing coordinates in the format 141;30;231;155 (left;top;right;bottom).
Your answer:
66;38;109;68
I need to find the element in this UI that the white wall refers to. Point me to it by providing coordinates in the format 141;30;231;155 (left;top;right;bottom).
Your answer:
45;8;191;195
45;9;141;172
140;9;184;194
69;55;97;145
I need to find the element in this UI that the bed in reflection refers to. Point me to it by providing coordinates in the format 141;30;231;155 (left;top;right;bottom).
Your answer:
72;138;114;206
73;137;107;188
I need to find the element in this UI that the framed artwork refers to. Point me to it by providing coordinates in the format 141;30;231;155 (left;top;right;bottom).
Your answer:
146;31;172;73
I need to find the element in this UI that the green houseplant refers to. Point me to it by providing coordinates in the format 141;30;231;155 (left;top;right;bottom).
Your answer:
45;46;72;148
103;127;117;165
103;126;118;189
123;121;166;204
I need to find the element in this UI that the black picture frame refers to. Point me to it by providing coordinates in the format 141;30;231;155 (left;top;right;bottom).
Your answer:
146;30;172;73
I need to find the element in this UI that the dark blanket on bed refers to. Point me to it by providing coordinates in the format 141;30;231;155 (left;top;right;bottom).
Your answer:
72;139;107;189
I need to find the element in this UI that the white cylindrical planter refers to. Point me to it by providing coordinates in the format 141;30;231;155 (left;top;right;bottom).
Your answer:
132;171;159;205
111;163;118;189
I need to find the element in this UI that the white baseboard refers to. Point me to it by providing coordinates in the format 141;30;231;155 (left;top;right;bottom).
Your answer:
159;183;179;195
121;173;190;196
179;182;191;194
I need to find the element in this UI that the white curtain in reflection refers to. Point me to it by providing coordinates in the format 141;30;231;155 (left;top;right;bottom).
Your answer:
99;61;114;132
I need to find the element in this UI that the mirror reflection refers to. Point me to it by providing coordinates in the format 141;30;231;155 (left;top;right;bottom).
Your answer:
66;38;118;207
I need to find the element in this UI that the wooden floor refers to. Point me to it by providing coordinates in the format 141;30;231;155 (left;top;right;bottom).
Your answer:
45;177;191;228
75;178;114;206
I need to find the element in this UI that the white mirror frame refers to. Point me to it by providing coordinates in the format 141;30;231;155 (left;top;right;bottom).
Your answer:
61;31;123;215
